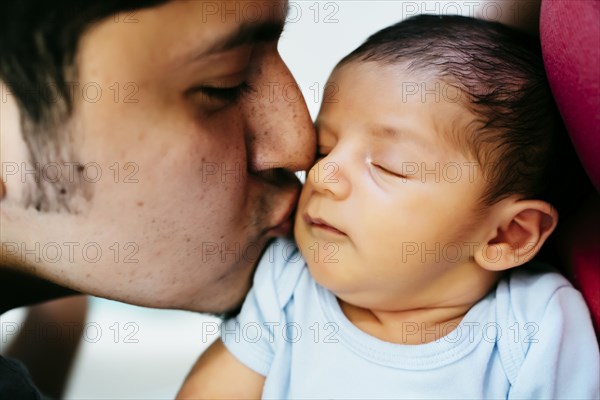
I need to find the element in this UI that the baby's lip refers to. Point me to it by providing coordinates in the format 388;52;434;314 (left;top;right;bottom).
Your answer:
302;213;347;236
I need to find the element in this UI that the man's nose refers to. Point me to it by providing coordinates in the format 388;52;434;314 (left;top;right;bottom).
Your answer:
242;49;316;180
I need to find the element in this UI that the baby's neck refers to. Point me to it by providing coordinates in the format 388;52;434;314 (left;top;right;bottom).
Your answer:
339;300;476;345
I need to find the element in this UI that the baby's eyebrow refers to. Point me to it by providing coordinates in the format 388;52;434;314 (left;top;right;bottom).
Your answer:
316;119;432;154
370;125;400;139
368;123;430;152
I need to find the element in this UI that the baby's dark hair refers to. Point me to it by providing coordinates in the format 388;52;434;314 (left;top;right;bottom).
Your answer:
338;15;561;207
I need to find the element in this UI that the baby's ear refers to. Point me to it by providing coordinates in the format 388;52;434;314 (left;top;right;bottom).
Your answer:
475;199;558;271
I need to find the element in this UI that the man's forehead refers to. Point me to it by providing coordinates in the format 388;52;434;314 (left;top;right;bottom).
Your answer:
165;0;289;67
186;20;285;62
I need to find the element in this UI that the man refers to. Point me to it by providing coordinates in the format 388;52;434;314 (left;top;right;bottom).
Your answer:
1;0;315;396
1;0;315;310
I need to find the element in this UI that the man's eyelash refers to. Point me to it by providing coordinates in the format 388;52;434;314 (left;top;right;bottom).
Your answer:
194;82;253;102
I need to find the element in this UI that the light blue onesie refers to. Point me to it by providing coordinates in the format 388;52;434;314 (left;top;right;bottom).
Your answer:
222;238;600;399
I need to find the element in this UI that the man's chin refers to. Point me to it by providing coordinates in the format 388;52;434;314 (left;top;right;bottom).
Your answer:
205;238;275;319
209;301;244;320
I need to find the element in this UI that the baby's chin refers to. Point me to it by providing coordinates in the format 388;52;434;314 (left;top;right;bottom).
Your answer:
304;257;349;295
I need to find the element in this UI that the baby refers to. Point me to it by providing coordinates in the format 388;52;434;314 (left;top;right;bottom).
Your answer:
178;15;599;399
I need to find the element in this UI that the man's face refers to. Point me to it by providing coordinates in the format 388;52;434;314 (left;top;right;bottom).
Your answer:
295;62;489;310
3;1;315;312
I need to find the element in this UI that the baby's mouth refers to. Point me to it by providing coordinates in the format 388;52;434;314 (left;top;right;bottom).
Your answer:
302;213;347;236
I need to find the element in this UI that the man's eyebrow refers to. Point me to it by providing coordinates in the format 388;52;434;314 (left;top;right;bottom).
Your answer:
189;20;285;61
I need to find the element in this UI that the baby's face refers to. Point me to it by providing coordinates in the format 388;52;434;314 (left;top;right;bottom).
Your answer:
294;62;490;310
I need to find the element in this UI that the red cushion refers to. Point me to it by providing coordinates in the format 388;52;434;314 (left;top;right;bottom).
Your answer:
540;0;600;335
540;0;600;191
557;194;600;334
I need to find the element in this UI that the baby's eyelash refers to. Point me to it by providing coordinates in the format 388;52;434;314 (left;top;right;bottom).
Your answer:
372;163;408;179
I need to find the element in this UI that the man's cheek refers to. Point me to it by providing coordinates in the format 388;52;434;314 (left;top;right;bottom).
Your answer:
197;160;246;185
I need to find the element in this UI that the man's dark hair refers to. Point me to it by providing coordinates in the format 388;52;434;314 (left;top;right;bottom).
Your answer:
0;1;167;212
0;1;167;126
338;14;564;207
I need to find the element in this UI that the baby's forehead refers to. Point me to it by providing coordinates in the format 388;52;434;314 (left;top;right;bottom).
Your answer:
321;60;480;157
328;60;473;116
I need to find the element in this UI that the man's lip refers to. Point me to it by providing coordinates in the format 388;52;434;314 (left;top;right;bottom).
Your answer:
302;213;346;236
271;205;296;235
266;189;300;236
269;217;293;236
